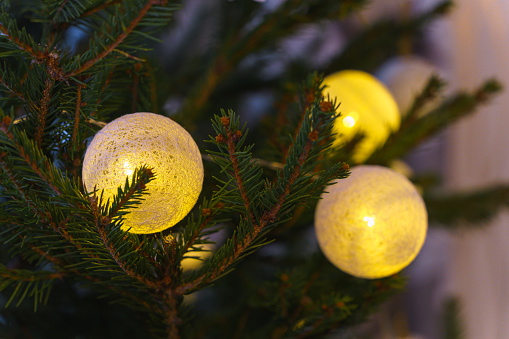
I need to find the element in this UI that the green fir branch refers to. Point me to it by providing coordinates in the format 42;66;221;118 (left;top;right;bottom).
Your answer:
326;0;453;72
366;79;502;165
179;95;348;294
442;297;465;339
65;0;175;78
0;263;61;311
425;184;509;228
0;11;41;59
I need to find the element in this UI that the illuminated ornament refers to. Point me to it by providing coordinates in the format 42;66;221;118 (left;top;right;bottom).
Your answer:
181;243;215;272
82;112;204;234
376;56;438;116
323;70;400;163
314;165;427;279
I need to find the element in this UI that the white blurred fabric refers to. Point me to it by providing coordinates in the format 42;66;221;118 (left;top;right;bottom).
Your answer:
444;1;509;338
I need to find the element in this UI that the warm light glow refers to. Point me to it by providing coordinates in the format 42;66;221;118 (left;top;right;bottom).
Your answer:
82;112;204;234
343;115;356;128
315;166;427;279
363;216;375;227
123;160;134;177
323;70;400;162
181;244;214;272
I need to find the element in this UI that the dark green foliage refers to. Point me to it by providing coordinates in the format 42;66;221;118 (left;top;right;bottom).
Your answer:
0;0;505;338
425;184;509;228
441;297;465;339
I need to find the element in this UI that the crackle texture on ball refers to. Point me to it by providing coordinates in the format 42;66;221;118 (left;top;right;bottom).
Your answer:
315;165;427;279
83;112;203;234
323;70;400;163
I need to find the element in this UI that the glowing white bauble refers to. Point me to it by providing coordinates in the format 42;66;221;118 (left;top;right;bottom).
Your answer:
376;56;437;116
82;112;204;234
323;70;400;163
315;165;427;279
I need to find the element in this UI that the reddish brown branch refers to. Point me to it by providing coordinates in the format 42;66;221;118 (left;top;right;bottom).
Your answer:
54;0;70;18
89;195;158;289
95;223;159;288
81;0;123;18
0;77;29;105
0;155;45;217
182;209;216;253
72;84;82;147
26;236;157;312
1;128;63;196
162;290;182;339
0;158;97;260
177;115;320;294
35;79;53;149
66;0;165;78
0;23;38;58
222;118;256;224
0;269;64;281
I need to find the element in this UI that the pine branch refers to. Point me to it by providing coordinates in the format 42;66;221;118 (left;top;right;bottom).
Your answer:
71;83;82;148
65;0;167;78
0;264;61;311
326;0;453;72
179;94;347;294
102;165;155;219
366;79;502;165
0;15;39;59
1;123;63;199
22;233;159;313
95;219;158;288
425;184;509;228
81;0;123;18
0;70;29;105
34;79;53;148
181;205;219;254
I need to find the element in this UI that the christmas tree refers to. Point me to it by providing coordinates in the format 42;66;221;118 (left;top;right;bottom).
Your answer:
0;0;504;338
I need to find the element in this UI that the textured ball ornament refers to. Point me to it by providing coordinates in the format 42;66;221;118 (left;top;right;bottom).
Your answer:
315;165;427;279
82;112;204;234
323;70;400;163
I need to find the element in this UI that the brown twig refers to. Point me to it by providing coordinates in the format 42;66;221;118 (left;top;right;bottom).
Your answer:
162;290;182;339
1;128;63;197
72;84;82;147
26;238;158;312
95;222;159;288
223;120;256;224
177;113;320;294
0;23;38;58
0;76;29;105
182;208;216;253
66;0;166;78
0;269;64;281
35;79;53;149
81;0;123;18
89;195;158;289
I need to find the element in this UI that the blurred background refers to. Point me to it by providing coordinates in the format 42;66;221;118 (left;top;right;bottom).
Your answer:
163;0;509;337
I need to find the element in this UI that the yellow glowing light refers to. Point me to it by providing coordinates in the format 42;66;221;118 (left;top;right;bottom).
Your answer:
323;70;400;163
123;160;134;177
82;112;204;234
343;115;357;128
315;165;427;279
363;216;375;227
181;243;214;272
